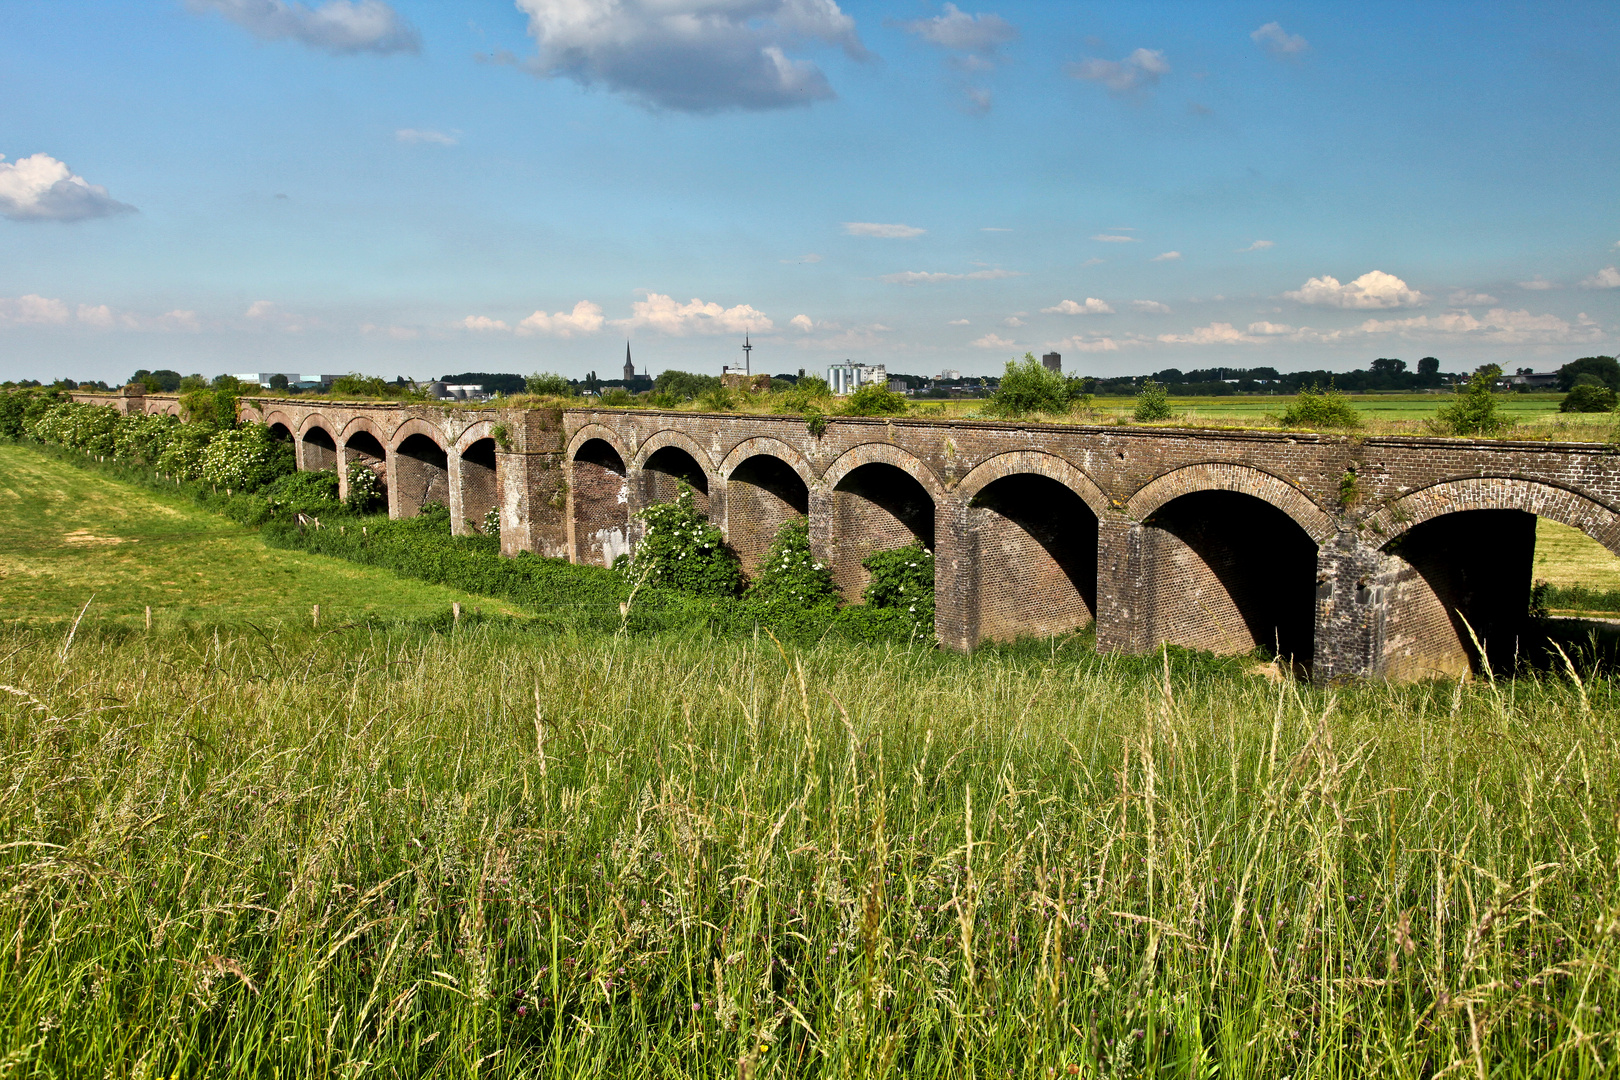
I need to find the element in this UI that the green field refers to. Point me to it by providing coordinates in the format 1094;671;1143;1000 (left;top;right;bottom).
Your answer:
0;443;520;627
3;442;1620;1077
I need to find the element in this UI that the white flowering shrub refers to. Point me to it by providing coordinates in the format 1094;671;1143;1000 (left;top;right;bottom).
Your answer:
747;518;837;607
156;423;214;480
861;541;935;636
346;461;386;513
482;507;501;536
26;402;120;456
113;412;181;465
199;423;290;491
631;484;741;597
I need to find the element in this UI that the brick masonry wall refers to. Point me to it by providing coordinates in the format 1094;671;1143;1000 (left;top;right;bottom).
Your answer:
83;393;1620;680
967;474;1096;643
723;455;808;577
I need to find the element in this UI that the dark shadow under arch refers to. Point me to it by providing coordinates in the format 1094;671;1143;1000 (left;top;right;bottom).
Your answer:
395;433;449;518
1142;489;1318;667
642;445;710;515
573;437;629;567
726;454;809;576
831;462;935;600
970;474;1098;642
458;437;500;533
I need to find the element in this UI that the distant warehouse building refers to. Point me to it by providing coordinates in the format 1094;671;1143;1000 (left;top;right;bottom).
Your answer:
234;373;339;390
828;361;888;395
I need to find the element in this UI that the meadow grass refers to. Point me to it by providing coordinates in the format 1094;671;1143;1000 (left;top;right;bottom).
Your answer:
1;623;1618;1078
0;443;521;628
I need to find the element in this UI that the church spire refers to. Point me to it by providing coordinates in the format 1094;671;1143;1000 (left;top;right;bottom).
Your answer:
623;340;634;382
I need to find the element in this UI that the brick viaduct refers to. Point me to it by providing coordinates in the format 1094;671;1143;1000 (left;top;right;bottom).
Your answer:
80;388;1620;680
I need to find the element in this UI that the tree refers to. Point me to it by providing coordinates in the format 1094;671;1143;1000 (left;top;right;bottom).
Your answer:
992;353;1072;417
1281;386;1361;429
1417;357;1439;378
1370;357;1407;377
838;383;909;417
269;373;289;390
1134;380;1172;422
1436;368;1508;436
524;372;573;396
1560;384;1617;413
653;370;720;402
1557;356;1620;392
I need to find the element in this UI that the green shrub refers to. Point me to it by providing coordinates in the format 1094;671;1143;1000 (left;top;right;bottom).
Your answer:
1560;384;1617;413
698;385;737;412
838;383;909;417
179;386;239;429
861;540;935;638
782;376;832;411
1133;380;1172;422
524;372;574;397
261;469;341;518
155;423;213;480
992;352;1072;417
598;387;633;407
1435;368;1509;436
345;461;387;513
746;518;838;607
632;484;742;597
113;412;180;465
653;370;721;402
1281;385;1362;429
199;422;295;492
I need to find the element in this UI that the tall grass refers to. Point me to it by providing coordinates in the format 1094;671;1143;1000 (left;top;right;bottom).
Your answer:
1;624;1617;1077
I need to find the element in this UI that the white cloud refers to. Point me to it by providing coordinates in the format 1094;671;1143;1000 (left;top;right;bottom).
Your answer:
1581;266;1620;289
512;0;865;113
1051;335;1125;353
1358;307;1603;345
1157;322;1257;345
947;318;971;325
896;3;1017;110
460;315;510;331
396;128;457;146
844;222;925;238
1003;316;1025;327
981;226;1011;232
0;154;135;222
361;322;420;340
0;294;71;327
1069;48;1169;93
898;3;1016;53
1251;22;1308;57
971;333;1016;348
790;314;814;331
1448;290;1498;306
1247;321;1296;336
1151;251;1181;262
1042;298;1113;315
1285;270;1426;309
1237;239;1274;252
1131;299;1171;313
614;292;770;335
519;300;606;337
189;0;420;54
1091;233;1138;243
242;300;309;332
1518;277;1558;290
880;268;1024;284
75;303;199;332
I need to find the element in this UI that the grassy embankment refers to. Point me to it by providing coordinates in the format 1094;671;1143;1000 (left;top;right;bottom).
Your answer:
2;443;1620;1076
0;442;521;629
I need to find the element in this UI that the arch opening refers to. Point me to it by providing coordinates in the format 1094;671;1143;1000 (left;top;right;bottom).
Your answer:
642;446;710;515
831;462;935;600
1377;509;1536;680
1141;490;1317;667
969;474;1098;642
726;454;809;576
268;422;293;442
457;437;500;534
395;433;450;519
301;425;337;471
573;437;630;567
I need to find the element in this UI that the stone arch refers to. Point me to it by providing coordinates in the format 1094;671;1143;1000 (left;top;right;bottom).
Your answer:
297;413;338;472
955;451;1109;517
566;424;633;472
821;443;946;502
1368;476;1620;555
1126;461;1336;544
449;420;502;536
340;417;389;507
389;422;450;520
718;437;814;490
631;430;715;516
1367;478;1620;680
1127;463;1325;667
954;452;1107;643
571;435;631;567
823;444;942;601
260;408;297;434
340;415;390;447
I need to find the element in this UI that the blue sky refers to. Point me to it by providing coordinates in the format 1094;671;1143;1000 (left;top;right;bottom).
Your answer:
2;0;1617;384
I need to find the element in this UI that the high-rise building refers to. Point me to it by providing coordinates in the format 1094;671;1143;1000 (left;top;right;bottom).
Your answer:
1042;352;1061;373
